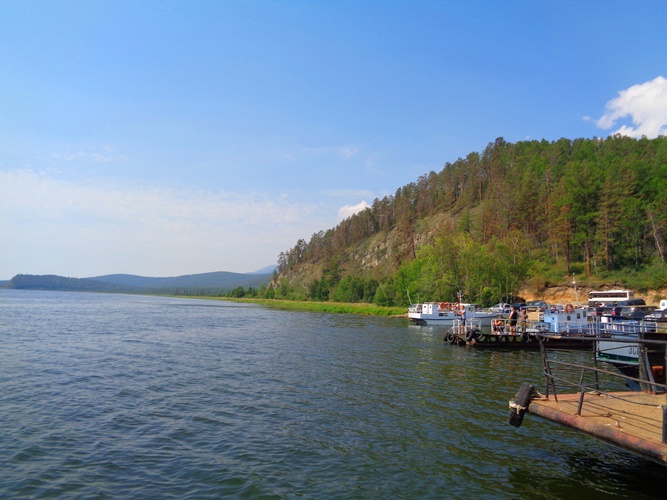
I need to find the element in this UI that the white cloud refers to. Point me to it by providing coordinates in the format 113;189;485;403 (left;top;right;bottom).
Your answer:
597;76;667;138
338;200;370;220
0;170;338;277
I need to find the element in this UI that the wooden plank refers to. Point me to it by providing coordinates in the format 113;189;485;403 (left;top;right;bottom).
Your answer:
528;392;667;463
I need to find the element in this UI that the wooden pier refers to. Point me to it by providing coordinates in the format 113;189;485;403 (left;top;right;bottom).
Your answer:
508;330;667;464
528;391;667;463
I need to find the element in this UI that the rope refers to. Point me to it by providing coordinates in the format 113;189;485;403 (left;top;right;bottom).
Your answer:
508;400;527;412
532;389;547;400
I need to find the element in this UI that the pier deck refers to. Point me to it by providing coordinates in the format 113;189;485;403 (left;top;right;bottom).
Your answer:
529;391;667;463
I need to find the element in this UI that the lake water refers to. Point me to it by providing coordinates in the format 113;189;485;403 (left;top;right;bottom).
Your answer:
1;290;666;498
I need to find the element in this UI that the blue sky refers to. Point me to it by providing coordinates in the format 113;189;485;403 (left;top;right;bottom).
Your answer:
1;1;666;279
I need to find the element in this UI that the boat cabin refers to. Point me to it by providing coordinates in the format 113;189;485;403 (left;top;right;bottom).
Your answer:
536;305;590;333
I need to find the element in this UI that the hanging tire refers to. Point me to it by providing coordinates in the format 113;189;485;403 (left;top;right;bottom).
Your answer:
508;382;534;428
445;331;456;344
473;330;485;341
464;329;476;342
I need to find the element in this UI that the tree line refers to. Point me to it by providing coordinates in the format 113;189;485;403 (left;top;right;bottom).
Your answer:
231;135;667;306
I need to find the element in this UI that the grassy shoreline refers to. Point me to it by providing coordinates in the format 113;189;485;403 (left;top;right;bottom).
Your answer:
175;296;408;317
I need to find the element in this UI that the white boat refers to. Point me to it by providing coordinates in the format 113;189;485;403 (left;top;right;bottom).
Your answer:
488;304;592;336
531;305;592;333
595;320;642;367
594;314;667;387
595;316;667;391
408;302;501;326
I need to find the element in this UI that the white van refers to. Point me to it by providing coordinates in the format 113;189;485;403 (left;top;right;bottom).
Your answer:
661;299;667;310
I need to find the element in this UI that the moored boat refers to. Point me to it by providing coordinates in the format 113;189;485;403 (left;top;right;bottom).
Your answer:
595;314;667;389
529;304;596;336
408;301;501;327
445;305;594;349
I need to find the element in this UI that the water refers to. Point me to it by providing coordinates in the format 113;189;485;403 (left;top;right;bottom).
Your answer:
1;290;666;498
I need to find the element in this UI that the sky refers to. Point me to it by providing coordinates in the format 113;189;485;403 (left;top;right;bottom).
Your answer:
1;1;666;279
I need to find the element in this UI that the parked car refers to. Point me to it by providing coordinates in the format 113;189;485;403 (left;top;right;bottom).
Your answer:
593;305;612;317
611;304;656;320
615;298;646;307
490;303;511;314
643;308;667;323
525;300;548;312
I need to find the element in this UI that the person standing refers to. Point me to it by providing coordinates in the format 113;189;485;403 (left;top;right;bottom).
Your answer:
520;307;528;333
509;306;519;334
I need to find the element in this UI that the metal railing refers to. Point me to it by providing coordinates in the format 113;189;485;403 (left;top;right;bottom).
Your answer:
537;325;667;443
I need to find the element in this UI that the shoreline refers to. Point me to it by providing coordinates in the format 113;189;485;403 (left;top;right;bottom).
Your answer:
177;284;667;318
174;296;408;317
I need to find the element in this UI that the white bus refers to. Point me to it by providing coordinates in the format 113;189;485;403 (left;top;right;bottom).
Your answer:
588;289;634;307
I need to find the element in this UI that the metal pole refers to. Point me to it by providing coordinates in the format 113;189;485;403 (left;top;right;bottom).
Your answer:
593;317;601;391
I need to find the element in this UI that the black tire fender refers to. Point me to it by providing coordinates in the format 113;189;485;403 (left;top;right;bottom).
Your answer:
508;382;534;427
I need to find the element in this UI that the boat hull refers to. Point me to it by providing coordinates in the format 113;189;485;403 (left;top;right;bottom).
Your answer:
410;314;499;327
407;303;500;327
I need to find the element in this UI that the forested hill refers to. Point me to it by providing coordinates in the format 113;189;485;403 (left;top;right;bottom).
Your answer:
269;136;667;307
2;275;138;292
2;271;272;294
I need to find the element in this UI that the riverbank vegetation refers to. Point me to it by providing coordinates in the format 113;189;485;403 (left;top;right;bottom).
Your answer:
184;296;407;317
228;136;667;307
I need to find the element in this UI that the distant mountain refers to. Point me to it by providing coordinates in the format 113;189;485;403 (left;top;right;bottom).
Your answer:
249;265;277;275
1;271;272;293
87;271;271;290
2;274;138;292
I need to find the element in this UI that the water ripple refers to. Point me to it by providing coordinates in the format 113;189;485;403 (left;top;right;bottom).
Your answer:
2;290;667;498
